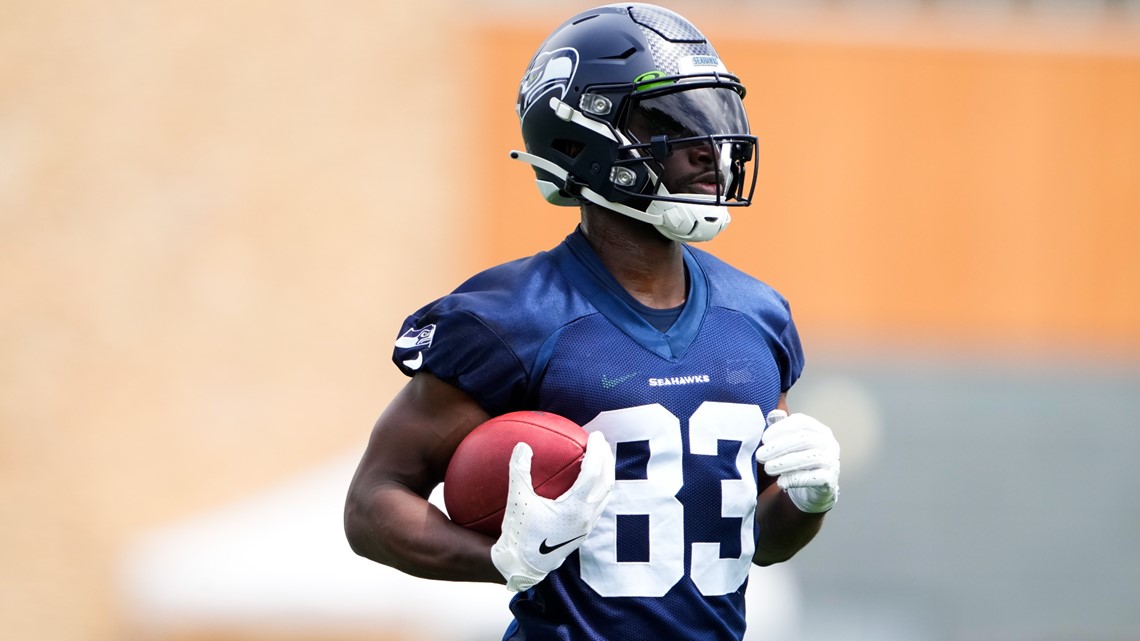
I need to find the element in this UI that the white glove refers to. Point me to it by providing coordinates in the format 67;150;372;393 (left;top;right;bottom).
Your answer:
756;410;841;513
490;430;615;591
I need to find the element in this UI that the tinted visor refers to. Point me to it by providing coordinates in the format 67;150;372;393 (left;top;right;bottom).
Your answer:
628;86;750;140
622;86;757;204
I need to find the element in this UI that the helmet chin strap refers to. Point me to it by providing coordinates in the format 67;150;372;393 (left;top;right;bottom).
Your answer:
510;150;730;243
646;193;731;243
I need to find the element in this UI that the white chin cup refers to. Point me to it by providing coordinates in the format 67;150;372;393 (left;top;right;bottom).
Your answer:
648;195;731;243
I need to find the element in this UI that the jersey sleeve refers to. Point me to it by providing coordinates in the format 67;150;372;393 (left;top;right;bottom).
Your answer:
775;302;805;392
392;302;528;416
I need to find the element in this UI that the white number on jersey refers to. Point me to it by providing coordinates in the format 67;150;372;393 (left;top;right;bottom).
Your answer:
578;402;765;598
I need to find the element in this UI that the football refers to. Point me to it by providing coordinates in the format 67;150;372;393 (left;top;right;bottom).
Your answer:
444;410;589;537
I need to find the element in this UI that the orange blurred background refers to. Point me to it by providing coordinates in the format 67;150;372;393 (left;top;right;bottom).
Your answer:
1;2;1138;641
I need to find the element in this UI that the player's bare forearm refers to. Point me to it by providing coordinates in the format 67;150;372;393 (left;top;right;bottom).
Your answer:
345;373;502;583
344;479;505;584
752;482;826;566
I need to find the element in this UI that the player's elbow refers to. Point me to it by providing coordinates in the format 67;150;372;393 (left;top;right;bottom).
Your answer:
343;489;418;574
343;492;384;562
343;501;368;556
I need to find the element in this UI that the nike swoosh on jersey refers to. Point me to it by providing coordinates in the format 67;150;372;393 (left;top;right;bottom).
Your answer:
402;351;424;370
538;533;587;555
601;372;638;389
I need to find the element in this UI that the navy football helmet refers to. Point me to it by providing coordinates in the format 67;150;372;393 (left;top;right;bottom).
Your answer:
512;3;758;242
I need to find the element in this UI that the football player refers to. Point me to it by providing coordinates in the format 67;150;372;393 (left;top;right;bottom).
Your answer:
345;4;841;639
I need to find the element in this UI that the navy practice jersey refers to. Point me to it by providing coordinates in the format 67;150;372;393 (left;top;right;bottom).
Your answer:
392;228;804;641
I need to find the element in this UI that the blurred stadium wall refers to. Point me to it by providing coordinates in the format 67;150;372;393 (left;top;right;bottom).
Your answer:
1;2;1138;641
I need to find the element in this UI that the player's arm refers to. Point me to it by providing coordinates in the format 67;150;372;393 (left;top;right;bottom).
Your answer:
343;372;504;583
753;393;840;566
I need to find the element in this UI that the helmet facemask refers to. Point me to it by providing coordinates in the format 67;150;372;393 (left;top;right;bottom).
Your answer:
608;80;758;241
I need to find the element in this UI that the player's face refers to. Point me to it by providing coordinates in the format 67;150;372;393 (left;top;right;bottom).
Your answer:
626;112;721;197
624;87;751;199
659;140;721;197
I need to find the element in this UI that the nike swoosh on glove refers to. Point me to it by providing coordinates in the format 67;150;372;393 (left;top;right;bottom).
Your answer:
491;430;615;591
756;410;840;513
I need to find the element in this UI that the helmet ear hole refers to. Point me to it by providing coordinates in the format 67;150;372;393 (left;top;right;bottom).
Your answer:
551;138;584;159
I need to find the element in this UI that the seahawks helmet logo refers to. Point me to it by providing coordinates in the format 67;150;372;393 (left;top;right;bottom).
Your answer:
517;47;579;119
394;324;436;349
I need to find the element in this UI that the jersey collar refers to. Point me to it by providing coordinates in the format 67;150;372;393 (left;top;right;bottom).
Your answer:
551;228;709;361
